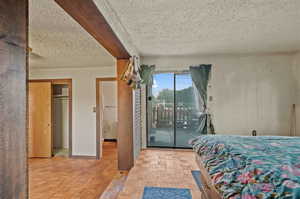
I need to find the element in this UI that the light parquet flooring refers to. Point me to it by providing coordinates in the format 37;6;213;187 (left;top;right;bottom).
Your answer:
29;142;118;199
117;149;203;199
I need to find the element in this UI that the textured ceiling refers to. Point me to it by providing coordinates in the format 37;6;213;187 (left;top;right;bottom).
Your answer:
106;0;300;56
29;0;115;68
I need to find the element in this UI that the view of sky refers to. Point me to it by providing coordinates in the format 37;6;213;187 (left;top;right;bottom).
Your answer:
152;73;193;97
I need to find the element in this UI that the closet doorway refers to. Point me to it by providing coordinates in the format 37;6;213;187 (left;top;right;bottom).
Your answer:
28;79;72;158
96;78;117;160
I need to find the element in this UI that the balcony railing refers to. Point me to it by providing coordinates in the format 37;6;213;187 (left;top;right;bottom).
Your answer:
151;104;199;129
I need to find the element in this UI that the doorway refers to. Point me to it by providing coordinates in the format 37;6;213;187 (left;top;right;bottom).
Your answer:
28;79;72;158
96;78;118;160
53;84;70;157
147;73;200;148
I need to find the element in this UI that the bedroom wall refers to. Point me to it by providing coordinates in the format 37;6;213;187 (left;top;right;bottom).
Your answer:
29;66;116;156
141;53;295;139
292;52;300;136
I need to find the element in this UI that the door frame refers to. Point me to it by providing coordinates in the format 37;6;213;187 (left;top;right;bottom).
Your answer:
29;79;73;157
96;77;117;160
146;72;193;149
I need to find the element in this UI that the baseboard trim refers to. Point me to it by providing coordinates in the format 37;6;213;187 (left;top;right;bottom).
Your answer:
71;155;96;159
104;139;117;142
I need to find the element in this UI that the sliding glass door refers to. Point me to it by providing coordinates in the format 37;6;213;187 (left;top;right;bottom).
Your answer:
175;73;200;147
147;72;200;148
147;73;175;147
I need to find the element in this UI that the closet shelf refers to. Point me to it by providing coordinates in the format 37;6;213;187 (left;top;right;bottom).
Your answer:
53;95;69;98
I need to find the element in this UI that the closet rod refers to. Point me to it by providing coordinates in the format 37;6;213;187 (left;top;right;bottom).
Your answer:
53;96;69;99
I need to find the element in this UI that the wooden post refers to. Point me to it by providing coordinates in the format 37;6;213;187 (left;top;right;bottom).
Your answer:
0;0;28;198
117;59;134;170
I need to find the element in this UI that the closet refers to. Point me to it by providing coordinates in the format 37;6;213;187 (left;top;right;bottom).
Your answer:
28;79;72;158
53;84;69;157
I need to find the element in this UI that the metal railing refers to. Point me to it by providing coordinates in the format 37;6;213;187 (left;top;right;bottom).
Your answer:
152;104;199;129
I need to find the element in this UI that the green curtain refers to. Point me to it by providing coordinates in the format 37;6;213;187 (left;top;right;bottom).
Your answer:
189;65;214;134
139;65;155;85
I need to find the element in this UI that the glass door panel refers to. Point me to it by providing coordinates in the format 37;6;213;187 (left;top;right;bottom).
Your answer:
148;73;174;147
147;72;200;148
175;74;200;148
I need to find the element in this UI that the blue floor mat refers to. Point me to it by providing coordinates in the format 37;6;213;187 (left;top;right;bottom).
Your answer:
142;187;192;199
191;170;203;190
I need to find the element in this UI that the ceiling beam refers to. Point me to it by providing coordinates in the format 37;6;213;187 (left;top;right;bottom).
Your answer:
55;0;130;59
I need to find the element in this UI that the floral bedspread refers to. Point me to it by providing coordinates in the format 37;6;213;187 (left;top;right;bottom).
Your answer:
191;135;300;199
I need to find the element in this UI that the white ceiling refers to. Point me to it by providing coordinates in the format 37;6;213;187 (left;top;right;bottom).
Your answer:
29;0;300;68
106;0;300;56
29;0;115;68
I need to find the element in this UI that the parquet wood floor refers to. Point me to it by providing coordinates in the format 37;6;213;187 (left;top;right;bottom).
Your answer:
117;149;203;199
29;142;118;199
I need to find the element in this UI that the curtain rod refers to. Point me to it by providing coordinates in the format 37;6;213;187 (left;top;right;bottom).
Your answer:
154;70;190;74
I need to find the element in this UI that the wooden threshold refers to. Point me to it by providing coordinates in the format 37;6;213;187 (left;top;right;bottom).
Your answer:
71;155;96;159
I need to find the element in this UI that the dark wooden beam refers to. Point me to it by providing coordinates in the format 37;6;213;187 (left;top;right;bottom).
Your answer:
55;0;130;59
0;0;28;198
117;59;134;170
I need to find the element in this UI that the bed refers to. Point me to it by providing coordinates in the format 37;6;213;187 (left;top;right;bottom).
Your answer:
191;135;300;199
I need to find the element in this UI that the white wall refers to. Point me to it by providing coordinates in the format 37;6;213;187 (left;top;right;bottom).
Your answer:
292;53;300;102
142;53;295;137
292;52;300;136
30;66;116;156
30;53;299;154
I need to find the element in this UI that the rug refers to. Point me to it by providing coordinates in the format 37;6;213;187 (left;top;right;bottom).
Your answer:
142;187;192;199
191;170;203;189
